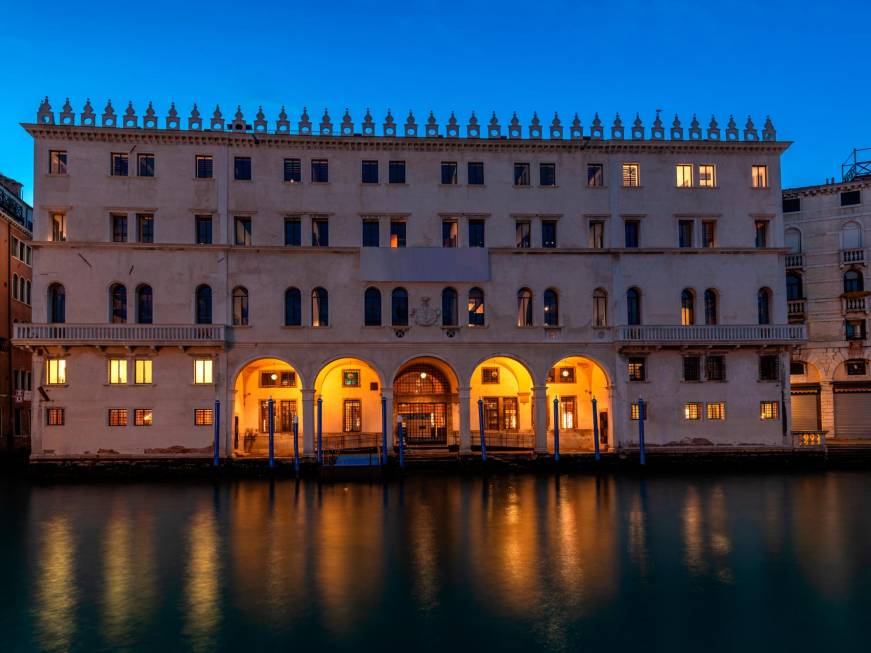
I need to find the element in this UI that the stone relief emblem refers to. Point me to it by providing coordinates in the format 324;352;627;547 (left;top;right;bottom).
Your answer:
412;297;440;327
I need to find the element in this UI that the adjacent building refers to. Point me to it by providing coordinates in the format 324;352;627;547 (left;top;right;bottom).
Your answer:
16;98;804;459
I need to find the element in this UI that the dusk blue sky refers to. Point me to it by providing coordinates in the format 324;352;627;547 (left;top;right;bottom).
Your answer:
2;0;868;204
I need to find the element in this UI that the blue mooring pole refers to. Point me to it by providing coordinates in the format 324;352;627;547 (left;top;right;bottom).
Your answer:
268;397;275;468
638;398;646;466
316;396;323;465
381;396;388;466
552;397;560;462
292;414;300;475
213;399;220;467
592;396;600;461
397;416;405;469
477;398;487;462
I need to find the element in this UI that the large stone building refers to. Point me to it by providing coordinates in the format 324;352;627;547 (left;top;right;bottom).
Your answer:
16;98;804;460
784;150;871;440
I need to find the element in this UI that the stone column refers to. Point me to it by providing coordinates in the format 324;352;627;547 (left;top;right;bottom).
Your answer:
302;388;315;457
819;379;835;438
533;385;549;453
382;389;394;454
458;386;471;453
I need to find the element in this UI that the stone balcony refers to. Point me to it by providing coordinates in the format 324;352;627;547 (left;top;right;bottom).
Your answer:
788;300;806;322
13;323;226;347
616;324;806;346
785;253;804;269
841;248;865;266
842;295;868;314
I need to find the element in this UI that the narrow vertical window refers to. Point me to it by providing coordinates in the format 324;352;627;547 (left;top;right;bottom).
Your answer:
195;285;212;324
441;287;458;326
517;288;533;327
51;212;66;241
390;221;406;248
702;220;716;248
111;213;127;242
195;155;214;179
195;215;213;245
755;220;769;248
311;159;329;183
284;217;301;246
137;153;155;177
232;287;249;326
752;165;769;188
541;220;557;248
516;221;531;248
468;287;485;326
362;220;380;247
135;359;153;384
678;220;694;248
110;283;127;323
233;156;252;180
136;213;154;243
544;289;559;326
442;220;458;248
312;217;329;246
627;288;641;325
539;163;556;187
391;288;409;326
588;220;605;248
441;161;458;185
587;163;604;187
362;160;379;184
312;287;329;327
593;289;608;327
283;158;301;182
680;289;695;326
136;285;153;324
704;289;718;325
234;217;252;246
194;359;213;384
48;283;65;323
514;162;530;186
284;288;302;326
468;220;485;248
757;288;771;325
364;287;382;326
388;160;406;184
624;220;640;248
467;162;484;185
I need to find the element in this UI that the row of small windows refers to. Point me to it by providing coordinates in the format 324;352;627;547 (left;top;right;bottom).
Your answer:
44;357;214;386
625;353;782;384
45;407;215;427
782;190;862;214
625;287;774;326
11;274;31;305
10;236;32;265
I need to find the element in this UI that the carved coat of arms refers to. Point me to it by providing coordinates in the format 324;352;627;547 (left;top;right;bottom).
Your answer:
412;297;440;327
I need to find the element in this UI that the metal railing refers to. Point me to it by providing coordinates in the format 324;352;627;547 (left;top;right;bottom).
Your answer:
842;148;871;182
785;253;804;268
617;324;806;343
13;323;225;344
841;248;865;264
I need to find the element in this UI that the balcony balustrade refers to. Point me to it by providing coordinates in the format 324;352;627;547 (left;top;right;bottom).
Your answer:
785;253;804;268
841;248;865;265
617;324;806;344
787;300;806;321
13;323;226;346
842;296;868;313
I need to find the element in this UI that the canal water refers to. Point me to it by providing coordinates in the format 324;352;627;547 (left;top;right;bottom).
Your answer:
1;471;869;652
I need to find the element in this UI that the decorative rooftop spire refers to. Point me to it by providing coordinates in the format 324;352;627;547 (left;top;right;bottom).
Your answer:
299;106;312;134
550;112;563;139
188;102;201;130
254;105;267;132
446;110;459;137
143;100;157;128
762;115;776;141
488;111;500;138
123;101;138;128
276;105;289;132
688;113;701;139
340;108;353;135
570;112;582;139
210;104;224;130
59;98;74;125
362;108;375;135
631;112;644;139
425;110;438;137
81;98;95;126
404;110;417;137
383;108;395;136
165;102;179;129
529;111;542;139
467;110;480;138
37;96;54;124
707;114;720;140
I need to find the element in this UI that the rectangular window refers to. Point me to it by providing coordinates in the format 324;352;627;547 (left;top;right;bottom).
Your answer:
388;160;406;184
195;215;213;245
442;220;458;248
49;150;67;175
702;220;716;248
362;220;380;247
194;409;214;426
783;197;801;213
137;153;155;177
678;220;694;248
841;190;861;206
111;213;127;243
467;162;484;185
195;155;213;179
390;221;406;248
622;163;640;187
760;401;779;420
259;371;296;387
587;163;604;187
137;213;154;243
312;217;329;246
683;356;701;381
46;359;66;385
234;217;252;246
707;402;726;420
705;355;726;381
630;402;645;420
468;219;485;248
752;165;769;188
46;407;65;426
514;162;530;186
624;220;640;248
759;355;780;381
502;397;519;431
698;164;716;188
790;361;806;376
684;402;702;420
194;359;213;384
846;359;867;376
539;163;556;187
481;367;500;384
234;156;252;180
588;220;605;248
846;319;866;341
628;357;646;382
135;359;153;384
51;212;66;241
108;409;128;426
755;220;769;248
548;366;576;383
108;359;128;384
676;164;693;188
283;158;301;183
541;220;557;248
441;161;458;185
134;409;153;426
483;397;500;430
362;160;379;184
343;399;362;433
284;217;301;246
111;152;129;176
515;221;531;248
311;159;329;183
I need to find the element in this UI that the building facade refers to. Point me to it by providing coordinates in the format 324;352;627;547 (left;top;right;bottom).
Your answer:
0;173;33;452
16;99;803;459
783;152;871;440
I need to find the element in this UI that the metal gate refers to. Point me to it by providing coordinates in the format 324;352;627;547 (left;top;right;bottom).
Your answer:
397;402;447;445
790;385;820;432
834;384;871;439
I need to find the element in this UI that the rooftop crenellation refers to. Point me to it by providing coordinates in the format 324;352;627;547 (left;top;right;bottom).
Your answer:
33;97;778;142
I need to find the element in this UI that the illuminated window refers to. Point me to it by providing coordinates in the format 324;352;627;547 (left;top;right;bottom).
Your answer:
760;401;779;420
628;357;646;382
46;359;66;385
698;164;716;187
846;359;867;376
481;367;499;384
630;402;647;420
468;287;485;326
194;409;214;426
134;359;153;384
442;220;458;248
134;409;153;426
676;164;693;187
681;289;695;325
46;407;65;426
751;165;769;188
51;212;66;241
622;163;640;187
684;402;702;420
390;221;406;248
259;371;296;387
707;402;726;420
502;397;519;431
342;370;360;387
108;359;127;384
49;150;67;175
108;408;128;426
194;359;213;384
343;399;362;433
559;397;577;430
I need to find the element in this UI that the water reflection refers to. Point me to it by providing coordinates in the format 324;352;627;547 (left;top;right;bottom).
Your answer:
34;516;77;653
184;506;221;653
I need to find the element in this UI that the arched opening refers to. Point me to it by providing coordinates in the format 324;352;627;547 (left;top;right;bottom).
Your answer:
680;288;695;326
110;283;127;324
704;289;718;325
312;287;328;327
468;287;485;326
543;288;559;326
517;288;533;327
233;357;303;457
546;355;612;452
364;287;381;326
469;356;534;450
136;284;153;324
393;357;459;448
48;283;65;323
314;357;383;453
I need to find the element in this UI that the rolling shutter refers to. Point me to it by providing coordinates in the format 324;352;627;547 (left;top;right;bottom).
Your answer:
834;384;871;439
790;385;820;432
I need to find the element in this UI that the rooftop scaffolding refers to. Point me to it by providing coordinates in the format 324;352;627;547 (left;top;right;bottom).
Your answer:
842;148;871;182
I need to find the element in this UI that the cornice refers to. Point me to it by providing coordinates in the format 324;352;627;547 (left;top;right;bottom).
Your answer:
783;178;871;197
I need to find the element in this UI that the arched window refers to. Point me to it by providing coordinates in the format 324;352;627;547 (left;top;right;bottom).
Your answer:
110;283;127;323
391;287;409;326
757;287;771;325
442;287;458;326
284;288;301;326
544;288;559;326
232;287;249;326
25;280;31;306
785;228;802;253
468;287;485;326
786;272;804;300
704;289;718;325
627;287;641;325
593;288;608;327
844;269;864;294
136;285;153;324
48;283;65;323
364;287;381;326
517;288;533;327
680;289;695;326
312;287;328;327
11;274;17;301
195;285;212;324
19;276;25;301
842;222;862;250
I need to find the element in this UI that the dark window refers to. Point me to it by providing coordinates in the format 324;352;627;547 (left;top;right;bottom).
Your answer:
790;361;806;376
110;284;127;323
195;215;213;245
195;285;212;324
136;285;153;324
589;220;605;248
702;221;716;248
783;197;801;213
391;288;409;326
593;289;607;327
137;153;155;177
482;368;500;384
706;355;726;381
390;221;406;248
283;158;301;182
844;269;864;293
362;160;379;184
234;217;252;245
362;220;380;247
195;155;213;179
544;289;559;326
364;287;381;326
624;220;639;248
587;163;604;187
683;356;701;381
111;152;128;176
311;159;329;183
468;162;484;185
755;220;768;248
137;213;154;243
627;288;641;325
468;220;485;248
541;220;557;248
539;163;556;186
234;157;252;180
758;288;771;325
389;160;406;184
787;272;804;300
846;319;866;341
517;288;533;327
678;220;694;248
846;359;867;376
841;190;861;207
704;289;718;325
628;357;646;382
468;287;485;326
312;287;329;326
442;220;458;248
49;150;67;175
284;288;301;326
516;221;531;248
759;355;780;381
441;161;457;185
284;217;301;246
232;287;249;326
312;218;329;246
111;214;127;243
514;162;530;186
441;287;458;326
48;283;65;323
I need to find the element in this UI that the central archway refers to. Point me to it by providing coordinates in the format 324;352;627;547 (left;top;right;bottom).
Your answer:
313;357;384;453
233;357;302;457
545;355;612;452
393;357;459;448
469;356;535;450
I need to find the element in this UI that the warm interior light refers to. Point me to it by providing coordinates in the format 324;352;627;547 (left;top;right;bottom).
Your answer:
270;373;278;381
420;372;427;379
561;369;569;377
